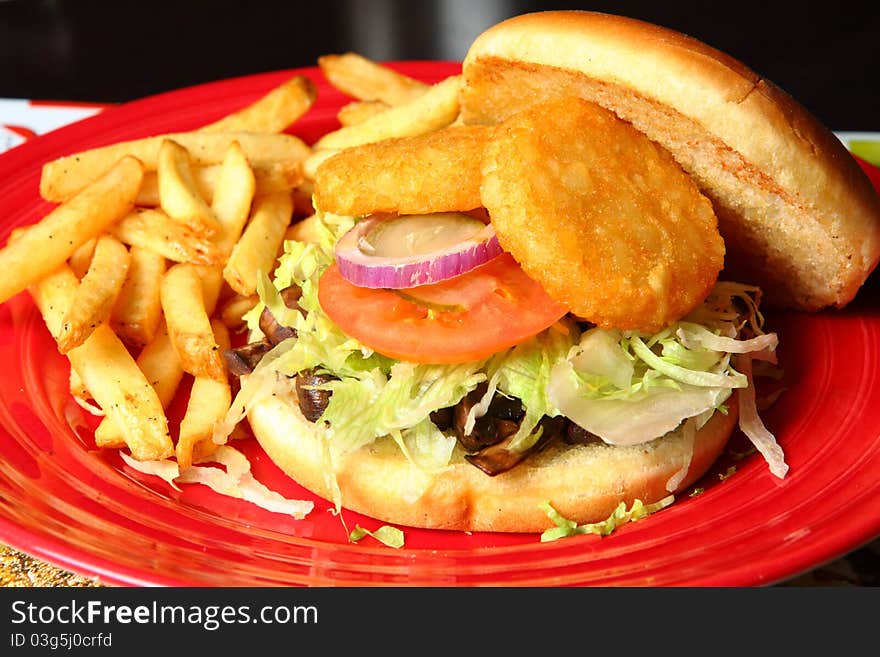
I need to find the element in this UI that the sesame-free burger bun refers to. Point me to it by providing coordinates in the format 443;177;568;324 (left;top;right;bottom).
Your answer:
461;10;880;312
248;386;738;533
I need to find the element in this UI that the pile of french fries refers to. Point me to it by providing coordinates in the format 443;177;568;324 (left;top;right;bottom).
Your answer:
0;53;463;470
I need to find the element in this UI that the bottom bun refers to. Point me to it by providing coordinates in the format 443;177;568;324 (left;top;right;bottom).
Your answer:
248;388;738;533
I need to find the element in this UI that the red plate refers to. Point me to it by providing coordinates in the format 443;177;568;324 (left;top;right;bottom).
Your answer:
1;63;880;587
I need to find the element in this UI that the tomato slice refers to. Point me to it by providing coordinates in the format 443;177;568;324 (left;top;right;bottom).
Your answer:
318;253;569;363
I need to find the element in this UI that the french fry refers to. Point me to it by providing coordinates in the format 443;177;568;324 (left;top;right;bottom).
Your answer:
0;155;142;305
30;265;172;461
292;179;315;217
160;263;225;381
200;75;317;133
337;100;390;126
111;208;222;265
302;149;339;181
318;53;427;105
313;75;461;150
68;238;97;279
136;160;302;206
56;234;131;354
223;191;293;296
70;368;90;401
94;320;184;449
176;320;232;470
69;325;173;460
219;293;258;331
158;139;221;236
196;265;224;315
110;245;167;349
211;141;256;257
30;265;79;339
40;132;311;202
285;213;323;244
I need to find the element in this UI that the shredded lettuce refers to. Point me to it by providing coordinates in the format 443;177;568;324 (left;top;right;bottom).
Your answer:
226;214;788;487
546;283;782;457
489;321;577;451
539;496;675;542
319;361;486;458
349;524;405;548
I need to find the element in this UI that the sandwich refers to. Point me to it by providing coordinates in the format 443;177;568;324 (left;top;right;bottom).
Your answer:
221;11;880;533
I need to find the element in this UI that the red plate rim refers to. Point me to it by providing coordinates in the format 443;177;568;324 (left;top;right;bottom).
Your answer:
1;63;880;587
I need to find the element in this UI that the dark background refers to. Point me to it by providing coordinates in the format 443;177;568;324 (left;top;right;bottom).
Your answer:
1;0;879;131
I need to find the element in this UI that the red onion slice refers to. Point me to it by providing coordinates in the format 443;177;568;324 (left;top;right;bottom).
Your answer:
334;212;503;289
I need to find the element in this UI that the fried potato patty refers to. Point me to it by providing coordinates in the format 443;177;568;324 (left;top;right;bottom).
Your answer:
313;125;490;217
481;97;725;333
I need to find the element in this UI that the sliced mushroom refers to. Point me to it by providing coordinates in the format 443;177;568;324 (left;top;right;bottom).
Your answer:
453;383;526;452
259;285;302;345
465;415;565;476
563;422;601;445
295;369;337;422
224;338;272;377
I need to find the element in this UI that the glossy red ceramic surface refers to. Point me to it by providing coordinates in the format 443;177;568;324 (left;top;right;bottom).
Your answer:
1;63;880;586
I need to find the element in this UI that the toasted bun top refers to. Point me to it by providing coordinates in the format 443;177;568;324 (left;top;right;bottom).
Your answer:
461;10;880;311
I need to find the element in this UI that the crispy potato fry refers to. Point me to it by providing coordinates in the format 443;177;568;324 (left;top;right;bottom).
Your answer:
70;324;173;460
313;75;461;150
110;245;167;349
30;265;172;460
136;161;302;206
285;214;322;244
318;53;427;105
200;75;317;133
94;320;184;449
30;265;79;339
337;100;389;126
219;293;258;331
0;155;142;305
56;234;131;353
41;132;311;202
176;320;232;470
302;149;339;181
68;238;97;279
211;142;256;257
223;191;293;296
158;139;221;236
160;263;225;381
313;125;490;216
70;367;90;401
197;265;224;315
292;179;315;217
111;208;222;265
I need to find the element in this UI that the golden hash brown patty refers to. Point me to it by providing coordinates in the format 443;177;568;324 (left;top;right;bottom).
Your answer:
480;96;725;333
314;125;490;217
